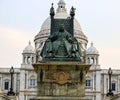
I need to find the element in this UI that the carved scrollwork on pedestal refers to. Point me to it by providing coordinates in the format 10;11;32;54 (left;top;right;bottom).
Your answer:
51;72;71;85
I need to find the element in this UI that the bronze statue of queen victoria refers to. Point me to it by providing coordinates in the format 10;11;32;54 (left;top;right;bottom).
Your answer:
40;4;81;61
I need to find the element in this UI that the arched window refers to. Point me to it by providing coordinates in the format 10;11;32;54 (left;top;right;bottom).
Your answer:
87;58;90;64
27;57;31;64
32;57;34;63
29;75;36;88
90;57;94;64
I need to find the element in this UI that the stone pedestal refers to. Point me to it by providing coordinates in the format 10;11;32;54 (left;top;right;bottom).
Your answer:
103;95;119;100
32;61;90;100
0;93;10;100
0;93;18;100
8;96;17;100
31;96;90;100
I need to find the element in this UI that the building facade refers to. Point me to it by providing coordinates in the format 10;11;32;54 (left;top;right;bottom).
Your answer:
0;0;120;100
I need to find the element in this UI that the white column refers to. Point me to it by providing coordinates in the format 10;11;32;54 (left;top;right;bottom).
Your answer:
0;75;1;92
19;92;24;100
85;57;88;64
116;76;118;93
1;74;3;91
94;57;96;65
22;56;24;64
25;95;27;100
26;71;28;89
118;77;120;92
96;94;101;100
89;57;91;64
30;56;33;64
96;57;99;65
93;72;95;91
19;70;25;100
25;56;28;64
104;75;107;94
96;71;101;91
34;55;36;63
96;71;101;100
20;70;25;90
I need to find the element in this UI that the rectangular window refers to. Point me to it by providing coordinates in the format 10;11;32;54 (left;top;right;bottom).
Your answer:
4;82;9;90
30;79;35;87
86;80;91;88
112;83;116;91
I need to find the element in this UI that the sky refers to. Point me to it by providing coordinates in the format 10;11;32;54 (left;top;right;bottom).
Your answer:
0;0;120;69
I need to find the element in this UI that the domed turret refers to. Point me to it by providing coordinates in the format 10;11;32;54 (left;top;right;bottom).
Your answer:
85;42;99;66
22;41;35;65
23;41;35;54
86;42;99;55
58;0;65;4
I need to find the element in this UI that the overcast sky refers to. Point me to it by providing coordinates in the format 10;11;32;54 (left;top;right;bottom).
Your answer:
0;0;120;69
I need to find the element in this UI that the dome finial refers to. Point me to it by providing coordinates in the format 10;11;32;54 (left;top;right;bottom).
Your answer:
91;42;93;47
58;0;65;4
29;40;31;45
57;0;66;13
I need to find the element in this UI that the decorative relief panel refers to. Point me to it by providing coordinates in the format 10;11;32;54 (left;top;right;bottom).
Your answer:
51;72;71;85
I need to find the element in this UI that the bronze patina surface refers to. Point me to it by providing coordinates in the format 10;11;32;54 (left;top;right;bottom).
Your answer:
40;4;81;62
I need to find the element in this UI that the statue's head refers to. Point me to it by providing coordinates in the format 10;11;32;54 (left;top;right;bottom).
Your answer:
59;25;64;32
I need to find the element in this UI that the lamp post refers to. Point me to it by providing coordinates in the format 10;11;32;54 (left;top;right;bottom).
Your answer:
107;68;114;96
7;66;15;96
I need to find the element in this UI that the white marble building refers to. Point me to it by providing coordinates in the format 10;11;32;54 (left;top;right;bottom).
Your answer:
0;0;120;100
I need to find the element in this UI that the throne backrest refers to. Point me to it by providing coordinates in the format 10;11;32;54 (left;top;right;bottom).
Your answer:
51;18;72;35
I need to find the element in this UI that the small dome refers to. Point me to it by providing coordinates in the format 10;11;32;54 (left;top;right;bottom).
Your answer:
86;42;99;55
23;41;35;54
58;0;65;4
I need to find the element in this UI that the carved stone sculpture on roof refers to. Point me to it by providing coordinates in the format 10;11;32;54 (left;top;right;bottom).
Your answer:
40;4;81;61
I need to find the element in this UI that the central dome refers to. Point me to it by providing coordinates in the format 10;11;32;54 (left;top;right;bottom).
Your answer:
34;0;88;57
40;13;82;33
40;0;82;32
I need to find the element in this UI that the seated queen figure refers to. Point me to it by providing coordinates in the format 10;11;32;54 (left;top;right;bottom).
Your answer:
41;25;81;61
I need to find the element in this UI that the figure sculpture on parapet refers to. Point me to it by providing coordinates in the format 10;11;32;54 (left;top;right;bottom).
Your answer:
40;4;81;61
